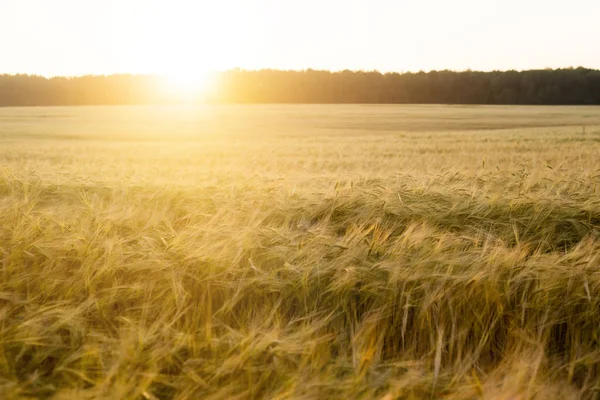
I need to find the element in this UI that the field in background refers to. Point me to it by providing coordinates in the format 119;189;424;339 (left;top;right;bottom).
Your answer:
1;105;600;399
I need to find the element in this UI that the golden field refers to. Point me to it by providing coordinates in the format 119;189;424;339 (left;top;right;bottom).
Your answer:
1;105;600;399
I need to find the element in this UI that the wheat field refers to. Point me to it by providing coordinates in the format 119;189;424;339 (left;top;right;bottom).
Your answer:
1;105;600;399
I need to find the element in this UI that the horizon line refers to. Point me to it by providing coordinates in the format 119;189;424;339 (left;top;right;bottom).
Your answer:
1;66;598;79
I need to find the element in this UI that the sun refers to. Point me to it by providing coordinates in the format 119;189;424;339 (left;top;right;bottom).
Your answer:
162;71;216;101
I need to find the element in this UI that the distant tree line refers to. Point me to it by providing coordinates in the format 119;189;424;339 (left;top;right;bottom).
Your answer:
1;68;600;106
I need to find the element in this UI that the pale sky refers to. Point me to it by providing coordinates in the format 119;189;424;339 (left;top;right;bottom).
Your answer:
1;0;599;77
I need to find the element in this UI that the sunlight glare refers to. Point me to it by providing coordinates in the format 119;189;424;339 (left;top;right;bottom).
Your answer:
163;71;215;101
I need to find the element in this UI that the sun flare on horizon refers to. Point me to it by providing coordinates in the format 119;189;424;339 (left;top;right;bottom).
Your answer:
162;70;216;100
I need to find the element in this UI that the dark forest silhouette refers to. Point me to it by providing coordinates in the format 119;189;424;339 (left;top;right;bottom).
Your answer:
1;68;600;106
